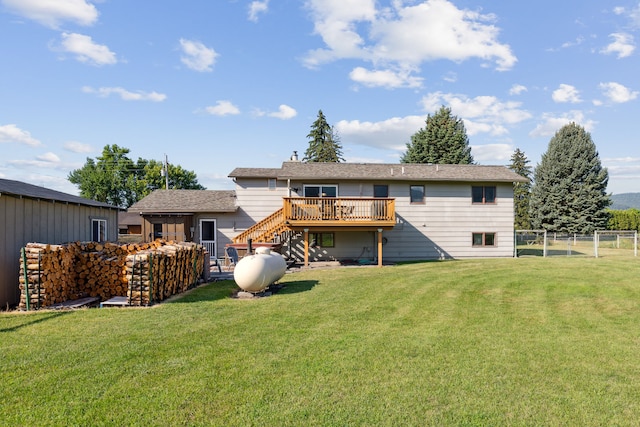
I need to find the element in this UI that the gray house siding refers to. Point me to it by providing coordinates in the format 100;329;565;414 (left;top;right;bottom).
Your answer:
233;178;289;232
383;182;515;260
1;190;118;308
231;177;517;262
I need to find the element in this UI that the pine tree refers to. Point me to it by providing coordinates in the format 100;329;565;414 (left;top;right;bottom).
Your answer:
303;110;344;162
529;123;611;233
401;105;474;164
509;148;532;229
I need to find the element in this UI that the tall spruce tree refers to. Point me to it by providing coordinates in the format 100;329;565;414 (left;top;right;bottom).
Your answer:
303;110;344;162
509;148;532;229
401;105;474;164
529;123;611;233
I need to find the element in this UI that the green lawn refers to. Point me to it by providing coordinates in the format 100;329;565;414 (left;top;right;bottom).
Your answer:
2;256;640;426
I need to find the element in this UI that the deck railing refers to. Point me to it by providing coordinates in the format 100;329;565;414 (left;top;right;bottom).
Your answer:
283;197;395;223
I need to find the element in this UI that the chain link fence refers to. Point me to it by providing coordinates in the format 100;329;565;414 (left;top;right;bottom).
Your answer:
515;230;638;258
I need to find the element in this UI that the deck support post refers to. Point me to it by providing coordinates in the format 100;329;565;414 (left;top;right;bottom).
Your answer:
303;228;309;267
377;228;383;267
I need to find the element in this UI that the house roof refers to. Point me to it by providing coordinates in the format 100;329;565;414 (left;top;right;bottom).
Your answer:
229;162;529;183
0;178;119;209
118;211;142;226
129;190;237;214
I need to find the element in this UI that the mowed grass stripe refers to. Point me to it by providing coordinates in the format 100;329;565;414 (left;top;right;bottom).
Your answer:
1;256;640;426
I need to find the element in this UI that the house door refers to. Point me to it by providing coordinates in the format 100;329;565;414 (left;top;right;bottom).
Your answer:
200;219;217;257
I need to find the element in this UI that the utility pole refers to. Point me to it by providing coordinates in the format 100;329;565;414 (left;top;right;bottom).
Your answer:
160;154;169;189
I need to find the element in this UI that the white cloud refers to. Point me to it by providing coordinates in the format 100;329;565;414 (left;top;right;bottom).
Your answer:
420;92;532;135
37;152;61;163
82;86;167;102
529;111;596;138
349;66;423;89
613;4;640;29
509;84;527;95
0;124;41;146
268;104;297;120
204;100;240;116
470;143;513;163
59;32;117;66
63;141;93;153
552;84;581;103
248;0;269;22
179;39;218;72
600;33;635;58
336;115;426;151
304;0;516;75
599;82;639;103
2;0;99;29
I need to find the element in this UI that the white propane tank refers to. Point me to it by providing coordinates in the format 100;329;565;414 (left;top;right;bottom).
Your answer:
233;247;287;293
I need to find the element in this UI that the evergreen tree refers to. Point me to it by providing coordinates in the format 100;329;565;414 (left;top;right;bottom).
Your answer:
401;105;474;164
529;123;611;233
68;144;204;208
509;148;532;229
303;110;344;162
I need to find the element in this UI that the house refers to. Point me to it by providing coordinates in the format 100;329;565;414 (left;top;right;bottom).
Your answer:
130;159;527;267
0;178;119;308
228;160;527;265
127;190;237;258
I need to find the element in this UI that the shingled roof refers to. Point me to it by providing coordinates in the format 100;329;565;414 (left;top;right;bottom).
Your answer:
129;190;237;214
229;162;528;183
0;178;118;209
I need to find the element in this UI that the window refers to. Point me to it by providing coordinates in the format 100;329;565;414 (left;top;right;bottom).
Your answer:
410;185;425;203
268;178;277;190
472;232;496;247
374;184;389;198
304;185;337;198
310;233;334;248
472;186;496;204
153;223;163;239
92;219;107;242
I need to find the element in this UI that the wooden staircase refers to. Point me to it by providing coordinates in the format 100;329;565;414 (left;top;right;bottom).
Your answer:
232;208;293;245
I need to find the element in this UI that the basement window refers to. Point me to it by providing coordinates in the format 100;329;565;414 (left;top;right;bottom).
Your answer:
472;232;496;247
310;233;334;248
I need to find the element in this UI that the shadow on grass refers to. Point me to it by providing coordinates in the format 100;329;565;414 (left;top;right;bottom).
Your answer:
164;279;319;304
517;248;589;257
0;311;70;333
275;280;318;295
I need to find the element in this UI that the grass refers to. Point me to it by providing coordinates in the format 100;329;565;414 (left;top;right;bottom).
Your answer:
2;256;640;426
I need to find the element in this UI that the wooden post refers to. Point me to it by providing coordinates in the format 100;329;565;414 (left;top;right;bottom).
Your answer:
377;228;383;267
304;228;309;267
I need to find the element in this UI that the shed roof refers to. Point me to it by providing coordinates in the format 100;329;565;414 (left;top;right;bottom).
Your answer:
118;211;142;226
229;161;528;183
129;190;237;214
0;178;119;209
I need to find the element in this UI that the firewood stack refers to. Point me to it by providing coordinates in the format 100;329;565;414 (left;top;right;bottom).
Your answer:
18;240;206;310
72;241;128;301
18;243;76;309
124;242;205;306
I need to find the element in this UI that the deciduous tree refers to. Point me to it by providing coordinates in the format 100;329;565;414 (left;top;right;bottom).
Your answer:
68;145;204;208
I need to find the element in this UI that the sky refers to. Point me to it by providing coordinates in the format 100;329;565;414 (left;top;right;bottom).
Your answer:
1;0;640;197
